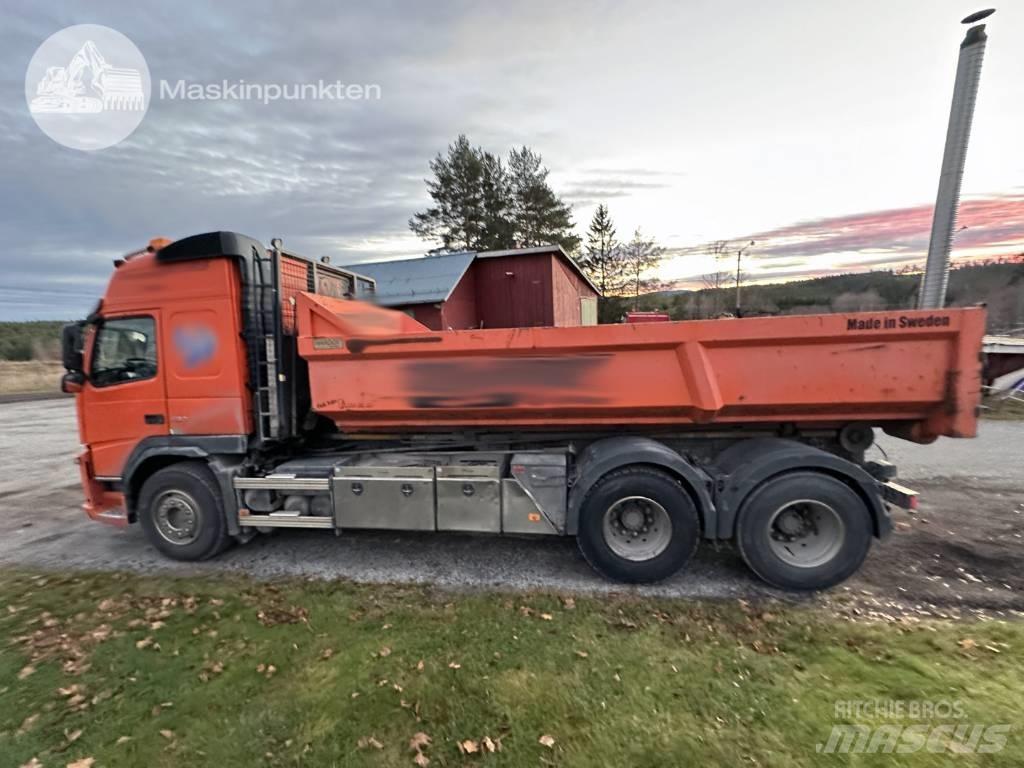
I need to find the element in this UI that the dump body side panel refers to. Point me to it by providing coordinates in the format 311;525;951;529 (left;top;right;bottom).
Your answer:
297;294;985;443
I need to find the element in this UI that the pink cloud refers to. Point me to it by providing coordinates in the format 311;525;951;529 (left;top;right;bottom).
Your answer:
745;194;1024;261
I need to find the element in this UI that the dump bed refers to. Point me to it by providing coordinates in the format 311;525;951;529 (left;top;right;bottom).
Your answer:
296;293;985;443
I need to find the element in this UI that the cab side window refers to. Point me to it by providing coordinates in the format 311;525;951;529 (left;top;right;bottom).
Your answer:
90;316;158;387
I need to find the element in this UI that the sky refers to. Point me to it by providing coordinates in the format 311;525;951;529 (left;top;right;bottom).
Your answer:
1;0;1021;320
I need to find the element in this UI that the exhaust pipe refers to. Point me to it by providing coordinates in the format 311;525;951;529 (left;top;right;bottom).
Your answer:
918;9;994;310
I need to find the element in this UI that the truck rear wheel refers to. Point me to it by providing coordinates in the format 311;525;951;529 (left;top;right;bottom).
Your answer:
736;472;872;591
576;467;700;583
138;462;230;561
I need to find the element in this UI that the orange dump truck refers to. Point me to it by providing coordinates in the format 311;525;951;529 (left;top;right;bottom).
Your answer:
61;232;986;589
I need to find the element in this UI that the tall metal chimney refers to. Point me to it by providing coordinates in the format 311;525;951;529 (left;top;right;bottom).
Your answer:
918;9;995;309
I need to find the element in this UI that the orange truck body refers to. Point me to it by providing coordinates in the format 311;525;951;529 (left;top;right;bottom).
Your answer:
296;291;985;443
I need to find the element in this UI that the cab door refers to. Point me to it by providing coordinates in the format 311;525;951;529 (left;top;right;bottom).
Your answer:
81;313;168;478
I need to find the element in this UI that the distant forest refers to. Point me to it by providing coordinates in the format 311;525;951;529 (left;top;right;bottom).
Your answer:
2;261;1022;361
623;261;1024;334
0;320;65;361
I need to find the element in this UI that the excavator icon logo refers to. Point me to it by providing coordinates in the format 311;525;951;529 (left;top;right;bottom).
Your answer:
25;25;150;151
30;40;145;115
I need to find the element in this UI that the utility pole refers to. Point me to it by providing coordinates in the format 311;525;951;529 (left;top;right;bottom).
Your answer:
734;240;755;317
918;8;995;309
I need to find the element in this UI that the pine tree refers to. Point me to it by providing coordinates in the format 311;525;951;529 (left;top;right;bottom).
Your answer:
507;146;580;253
620;228;665;310
579;204;624;295
409;135;509;252
478;150;513;250
410;137;580;254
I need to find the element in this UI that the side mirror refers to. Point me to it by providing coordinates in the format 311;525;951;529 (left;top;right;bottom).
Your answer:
61;370;85;394
62;322;84;372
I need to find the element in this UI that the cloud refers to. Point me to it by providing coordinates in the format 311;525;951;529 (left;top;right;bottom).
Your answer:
2;3;1021;320
660;195;1024;289
740;194;1024;261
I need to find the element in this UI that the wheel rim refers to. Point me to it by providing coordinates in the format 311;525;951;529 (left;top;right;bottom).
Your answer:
153;490;202;545
766;499;845;568
602;496;672;561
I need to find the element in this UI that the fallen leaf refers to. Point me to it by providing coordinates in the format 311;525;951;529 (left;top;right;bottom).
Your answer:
378;646;392;658
320;648;334;661
358;736;384;750
18;713;40;734
116;736;132;744
540;613;554;621
447;662;461;670
959;638;977;650
562;597;576;609
575;650;589;658
18;665;36;680
58;685;81;697
64;728;83;744
409;732;432;750
160;729;175;740
539;734;556;748
150;621;165;630
19;758;43;768
413;754;430;768
482;736;497;753
459;739;479;754
416;659;425;672
135;636;154;650
67;760;95;768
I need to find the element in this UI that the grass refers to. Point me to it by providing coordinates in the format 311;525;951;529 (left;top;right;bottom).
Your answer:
981;394;1024;420
0;361;63;396
1;571;1023;767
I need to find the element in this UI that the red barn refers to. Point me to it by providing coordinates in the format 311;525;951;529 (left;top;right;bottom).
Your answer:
346;245;600;330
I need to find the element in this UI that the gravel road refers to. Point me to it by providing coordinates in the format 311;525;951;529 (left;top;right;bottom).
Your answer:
1;398;1022;612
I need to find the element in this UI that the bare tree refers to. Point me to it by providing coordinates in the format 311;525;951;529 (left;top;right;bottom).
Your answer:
701;240;732;317
620;228;665;310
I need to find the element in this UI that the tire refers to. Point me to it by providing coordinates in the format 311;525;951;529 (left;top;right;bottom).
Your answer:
736;472;872;591
576;466;701;583
138;462;230;561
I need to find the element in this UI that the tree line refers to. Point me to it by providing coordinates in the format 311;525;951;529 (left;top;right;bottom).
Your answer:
410;136;666;319
410;137;1024;330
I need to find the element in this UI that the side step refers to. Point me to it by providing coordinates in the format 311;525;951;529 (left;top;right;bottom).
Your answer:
237;513;334;529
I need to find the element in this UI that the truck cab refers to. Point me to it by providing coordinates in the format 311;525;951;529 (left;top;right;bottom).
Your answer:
61;232;371;526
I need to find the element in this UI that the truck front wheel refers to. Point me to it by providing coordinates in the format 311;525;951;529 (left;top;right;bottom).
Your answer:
138;462;230;561
576;467;700;583
736;472;872;591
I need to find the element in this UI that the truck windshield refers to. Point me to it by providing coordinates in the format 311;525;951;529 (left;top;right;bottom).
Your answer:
91;316;158;387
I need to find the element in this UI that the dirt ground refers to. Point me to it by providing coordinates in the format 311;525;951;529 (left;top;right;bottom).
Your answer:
836;477;1024;621
0;398;1022;621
